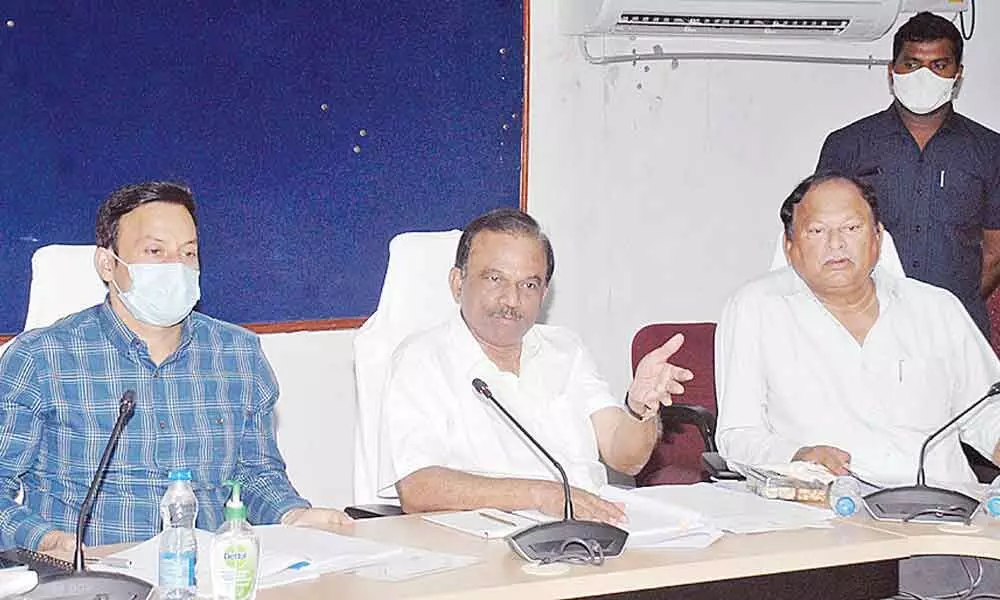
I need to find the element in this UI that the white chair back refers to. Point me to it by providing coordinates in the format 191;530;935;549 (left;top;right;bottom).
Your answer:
352;230;463;504
769;228;905;276
3;244;105;505
24;245;107;331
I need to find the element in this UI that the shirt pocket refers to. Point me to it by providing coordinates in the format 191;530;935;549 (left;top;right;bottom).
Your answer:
870;357;950;433
931;167;985;226
185;408;241;487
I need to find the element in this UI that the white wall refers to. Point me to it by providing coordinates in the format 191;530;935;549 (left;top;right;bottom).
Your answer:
527;1;1000;393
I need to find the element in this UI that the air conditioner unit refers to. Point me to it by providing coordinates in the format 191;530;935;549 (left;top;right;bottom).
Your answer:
562;0;911;41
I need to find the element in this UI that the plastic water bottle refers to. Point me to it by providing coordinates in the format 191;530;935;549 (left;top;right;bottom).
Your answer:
828;476;863;518
984;475;1000;519
159;469;199;600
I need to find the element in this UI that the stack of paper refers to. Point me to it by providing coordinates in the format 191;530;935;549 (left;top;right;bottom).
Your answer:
506;489;723;551
417;483;834;552
597;486;724;549
625;483;834;534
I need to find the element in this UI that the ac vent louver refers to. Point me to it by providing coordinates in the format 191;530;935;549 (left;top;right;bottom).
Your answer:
618;13;851;35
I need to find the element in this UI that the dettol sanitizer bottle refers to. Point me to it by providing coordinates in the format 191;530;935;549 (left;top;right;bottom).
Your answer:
211;481;260;600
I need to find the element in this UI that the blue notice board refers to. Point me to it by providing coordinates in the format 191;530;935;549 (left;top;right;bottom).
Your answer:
0;1;524;334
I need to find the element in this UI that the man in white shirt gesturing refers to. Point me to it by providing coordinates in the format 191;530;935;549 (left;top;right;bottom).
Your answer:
381;208;693;524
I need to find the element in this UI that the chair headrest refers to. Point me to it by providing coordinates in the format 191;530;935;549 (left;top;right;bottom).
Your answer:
24;245;107;331
368;229;463;340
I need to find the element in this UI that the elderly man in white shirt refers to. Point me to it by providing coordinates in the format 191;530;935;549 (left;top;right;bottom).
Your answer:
381;208;693;524
716;172;1000;486
715;172;1000;598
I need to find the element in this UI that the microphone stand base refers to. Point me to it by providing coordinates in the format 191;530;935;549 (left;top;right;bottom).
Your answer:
507;520;628;562
863;485;980;523
22;570;154;600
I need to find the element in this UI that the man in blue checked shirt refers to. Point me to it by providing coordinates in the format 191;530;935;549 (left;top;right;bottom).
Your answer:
0;181;350;557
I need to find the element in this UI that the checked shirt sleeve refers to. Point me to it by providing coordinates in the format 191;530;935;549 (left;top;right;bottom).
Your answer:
0;340;57;550
236;339;310;524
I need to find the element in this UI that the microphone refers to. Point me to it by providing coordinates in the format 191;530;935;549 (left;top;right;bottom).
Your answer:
24;390;154;599
471;378;628;561
863;382;1000;523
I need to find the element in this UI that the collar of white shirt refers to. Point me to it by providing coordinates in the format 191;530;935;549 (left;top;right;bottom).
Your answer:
446;311;546;383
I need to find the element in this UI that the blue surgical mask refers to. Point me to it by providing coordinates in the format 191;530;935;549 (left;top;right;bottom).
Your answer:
110;252;200;327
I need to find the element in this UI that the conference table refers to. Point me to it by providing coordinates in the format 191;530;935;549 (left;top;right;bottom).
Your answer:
247;511;966;600
89;505;1000;599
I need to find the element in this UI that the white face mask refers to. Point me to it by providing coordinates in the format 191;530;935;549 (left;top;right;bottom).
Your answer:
891;67;957;115
110;253;201;327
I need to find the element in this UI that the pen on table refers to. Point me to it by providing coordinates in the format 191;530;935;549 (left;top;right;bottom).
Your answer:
478;511;519;527
85;556;133;569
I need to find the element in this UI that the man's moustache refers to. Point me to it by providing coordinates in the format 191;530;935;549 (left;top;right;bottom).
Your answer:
490;308;523;320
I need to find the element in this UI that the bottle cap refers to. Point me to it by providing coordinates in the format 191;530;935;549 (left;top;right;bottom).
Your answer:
168;469;193;481
987;496;1000;517
834;496;857;517
224;480;247;521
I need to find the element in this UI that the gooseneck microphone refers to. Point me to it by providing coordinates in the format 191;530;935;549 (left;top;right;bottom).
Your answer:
25;390;154;599
73;390;136;571
471;378;575;521
471;378;628;561
863;382;1000;523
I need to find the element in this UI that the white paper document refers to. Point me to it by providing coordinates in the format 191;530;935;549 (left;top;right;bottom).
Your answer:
422;508;539;538
627;483;834;534
510;487;723;550
597;486;724;549
508;483;833;549
90;525;402;597
350;547;480;582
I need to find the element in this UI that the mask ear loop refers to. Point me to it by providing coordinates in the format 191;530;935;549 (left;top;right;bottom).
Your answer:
105;248;129;267
951;74;963;101
103;248;130;296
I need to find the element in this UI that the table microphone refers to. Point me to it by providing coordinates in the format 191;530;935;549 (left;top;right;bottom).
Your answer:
471;378;628;562
863;381;1000;524
23;390;154;599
